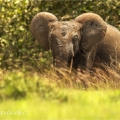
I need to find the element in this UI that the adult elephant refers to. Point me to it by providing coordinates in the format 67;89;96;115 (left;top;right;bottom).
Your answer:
30;12;120;72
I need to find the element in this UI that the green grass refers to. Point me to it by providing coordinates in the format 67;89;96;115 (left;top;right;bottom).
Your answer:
0;90;120;120
0;69;120;120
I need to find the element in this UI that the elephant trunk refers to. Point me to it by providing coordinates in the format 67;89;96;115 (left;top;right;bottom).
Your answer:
53;56;68;74
53;56;73;73
53;42;74;73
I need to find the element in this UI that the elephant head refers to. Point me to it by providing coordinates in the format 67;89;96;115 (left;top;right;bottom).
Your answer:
30;12;82;72
30;12;107;72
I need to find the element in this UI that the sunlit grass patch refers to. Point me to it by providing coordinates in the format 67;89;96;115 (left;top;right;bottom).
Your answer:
0;90;120;120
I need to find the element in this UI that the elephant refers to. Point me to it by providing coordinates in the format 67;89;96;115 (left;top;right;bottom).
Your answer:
30;12;120;72
30;12;82;72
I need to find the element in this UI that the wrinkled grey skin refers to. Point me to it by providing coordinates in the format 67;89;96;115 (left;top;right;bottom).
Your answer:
30;12;120;72
30;12;82;71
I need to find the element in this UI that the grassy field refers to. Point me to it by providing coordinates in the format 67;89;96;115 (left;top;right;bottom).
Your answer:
0;90;120;120
0;69;120;120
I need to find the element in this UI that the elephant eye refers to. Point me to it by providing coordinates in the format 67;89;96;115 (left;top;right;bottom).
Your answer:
61;30;66;36
74;35;78;41
72;35;78;44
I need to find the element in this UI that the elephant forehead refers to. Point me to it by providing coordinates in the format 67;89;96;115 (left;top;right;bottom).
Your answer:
61;21;80;30
52;21;79;31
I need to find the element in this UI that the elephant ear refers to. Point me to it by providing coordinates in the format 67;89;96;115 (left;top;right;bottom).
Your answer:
30;12;58;51
75;13;107;52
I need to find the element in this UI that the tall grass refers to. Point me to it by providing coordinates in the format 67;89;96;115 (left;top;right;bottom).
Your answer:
0;63;120;101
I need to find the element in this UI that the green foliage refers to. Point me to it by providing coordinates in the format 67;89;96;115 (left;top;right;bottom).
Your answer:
0;0;52;70
0;70;68;101
0;0;120;70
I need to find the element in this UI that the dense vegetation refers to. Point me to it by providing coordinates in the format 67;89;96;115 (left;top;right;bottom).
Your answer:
0;1;120;119
0;0;120;70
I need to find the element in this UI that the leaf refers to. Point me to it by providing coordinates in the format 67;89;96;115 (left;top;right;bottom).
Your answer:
19;26;24;31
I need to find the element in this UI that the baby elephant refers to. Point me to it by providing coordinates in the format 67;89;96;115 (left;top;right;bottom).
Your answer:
30;12;82;72
30;12;120;72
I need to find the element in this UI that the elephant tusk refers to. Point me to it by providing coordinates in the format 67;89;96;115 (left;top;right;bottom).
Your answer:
69;58;73;73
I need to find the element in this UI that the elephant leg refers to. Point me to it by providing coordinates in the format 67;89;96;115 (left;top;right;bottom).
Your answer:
73;52;81;69
85;46;97;71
